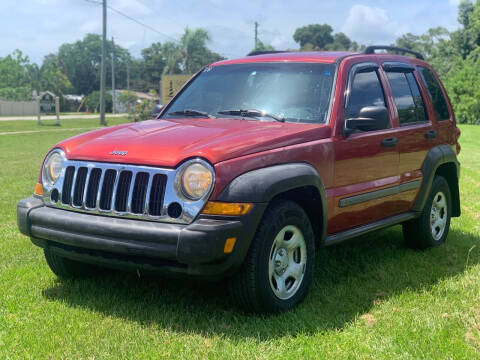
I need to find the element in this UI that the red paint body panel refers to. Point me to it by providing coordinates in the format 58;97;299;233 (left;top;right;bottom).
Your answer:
50;51;460;237
58;118;331;168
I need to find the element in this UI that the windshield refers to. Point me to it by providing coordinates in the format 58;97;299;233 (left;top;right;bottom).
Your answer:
161;62;336;124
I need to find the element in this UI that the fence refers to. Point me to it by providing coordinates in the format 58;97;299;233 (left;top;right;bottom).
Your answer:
0;100;37;116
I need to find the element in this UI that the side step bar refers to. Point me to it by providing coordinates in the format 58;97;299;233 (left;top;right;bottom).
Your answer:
325;212;420;246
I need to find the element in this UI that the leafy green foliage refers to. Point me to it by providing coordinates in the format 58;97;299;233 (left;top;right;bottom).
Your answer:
0;86;32;101
58;34;131;95
293;24;358;51
128;90;157;122
394;1;480;123
118;91;138;111
253;40;275;52
84;90;112;113
444;59;480;124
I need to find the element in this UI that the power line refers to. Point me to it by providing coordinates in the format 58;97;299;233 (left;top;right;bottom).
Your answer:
84;0;179;43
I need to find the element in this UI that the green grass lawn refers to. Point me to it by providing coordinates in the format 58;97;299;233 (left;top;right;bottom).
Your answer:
0;117;130;133
0;121;479;359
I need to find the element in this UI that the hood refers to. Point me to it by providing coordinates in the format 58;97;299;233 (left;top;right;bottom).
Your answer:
57;118;331;167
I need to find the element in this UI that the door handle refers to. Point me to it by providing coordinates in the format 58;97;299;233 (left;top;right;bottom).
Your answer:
425;130;437;139
381;137;398;148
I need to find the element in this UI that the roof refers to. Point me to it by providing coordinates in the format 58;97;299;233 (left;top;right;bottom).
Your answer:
212;47;429;67
212;51;356;66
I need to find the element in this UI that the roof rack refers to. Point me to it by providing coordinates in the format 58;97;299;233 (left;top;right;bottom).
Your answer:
363;45;424;60
247;50;288;56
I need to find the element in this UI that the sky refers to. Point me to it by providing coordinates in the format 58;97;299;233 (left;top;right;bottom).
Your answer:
0;0;462;64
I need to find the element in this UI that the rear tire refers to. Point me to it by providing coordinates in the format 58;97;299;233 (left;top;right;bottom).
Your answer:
44;248;96;278
403;175;451;249
229;200;315;313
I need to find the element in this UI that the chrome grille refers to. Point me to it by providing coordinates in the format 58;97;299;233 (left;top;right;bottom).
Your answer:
42;156;214;225
46;161;180;221
60;166;167;215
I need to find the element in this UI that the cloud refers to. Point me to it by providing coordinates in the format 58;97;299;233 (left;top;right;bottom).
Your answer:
80;20;101;33
342;5;408;45
449;0;461;6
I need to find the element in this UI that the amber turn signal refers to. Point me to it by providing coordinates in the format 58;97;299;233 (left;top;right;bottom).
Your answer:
224;237;237;253
201;201;252;216
34;183;43;196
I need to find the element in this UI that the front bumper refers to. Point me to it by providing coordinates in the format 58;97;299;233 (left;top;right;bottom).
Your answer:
17;197;265;279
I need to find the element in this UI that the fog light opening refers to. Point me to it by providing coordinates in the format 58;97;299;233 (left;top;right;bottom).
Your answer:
167;202;183;218
50;188;59;203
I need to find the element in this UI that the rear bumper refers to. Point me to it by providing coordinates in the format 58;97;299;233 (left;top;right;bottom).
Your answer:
17;197;265;279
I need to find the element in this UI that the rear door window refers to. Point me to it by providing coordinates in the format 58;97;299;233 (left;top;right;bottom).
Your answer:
386;72;428;125
417;66;450;121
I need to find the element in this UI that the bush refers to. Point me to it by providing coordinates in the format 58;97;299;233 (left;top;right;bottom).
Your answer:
128;89;157;122
84;90;112;113
444;59;480;124
128;99;155;122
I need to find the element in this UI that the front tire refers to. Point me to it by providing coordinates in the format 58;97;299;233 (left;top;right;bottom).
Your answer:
44;248;96;278
230;200;315;313
403;175;451;249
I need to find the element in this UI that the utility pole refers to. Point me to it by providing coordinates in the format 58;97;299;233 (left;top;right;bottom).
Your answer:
254;21;259;49
99;0;107;125
111;36;116;115
126;60;130;92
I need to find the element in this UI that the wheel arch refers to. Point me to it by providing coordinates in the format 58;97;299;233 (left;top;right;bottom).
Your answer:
217;163;327;244
414;145;460;217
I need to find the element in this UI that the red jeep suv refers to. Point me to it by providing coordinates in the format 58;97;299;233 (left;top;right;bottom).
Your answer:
18;46;461;313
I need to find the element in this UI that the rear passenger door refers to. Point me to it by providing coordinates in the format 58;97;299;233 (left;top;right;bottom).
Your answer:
382;62;434;213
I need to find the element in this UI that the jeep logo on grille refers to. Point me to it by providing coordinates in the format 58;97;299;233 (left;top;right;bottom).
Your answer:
109;150;128;156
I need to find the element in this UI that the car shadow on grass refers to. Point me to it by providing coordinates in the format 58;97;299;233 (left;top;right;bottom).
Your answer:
42;225;479;340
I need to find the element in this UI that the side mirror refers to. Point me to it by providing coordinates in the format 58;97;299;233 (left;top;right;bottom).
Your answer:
152;104;164;118
344;106;389;136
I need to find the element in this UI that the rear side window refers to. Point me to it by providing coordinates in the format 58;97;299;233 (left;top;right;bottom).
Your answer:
386;72;427;125
345;70;386;119
418;67;450;121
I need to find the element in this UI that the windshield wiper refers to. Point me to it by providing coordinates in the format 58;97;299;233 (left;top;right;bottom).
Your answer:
168;109;215;118
218;109;285;122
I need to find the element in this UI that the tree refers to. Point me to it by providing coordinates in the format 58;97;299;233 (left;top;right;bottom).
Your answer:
251;40;275;53
293;25;358;51
138;42;166;92
0;50;31;89
84;90;112;113
293;24;334;49
162;28;224;75
393;0;480;124
326;32;352;50
57;34;131;94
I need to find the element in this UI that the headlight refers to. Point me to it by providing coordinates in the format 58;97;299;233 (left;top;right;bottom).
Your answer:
177;160;214;200
42;150;64;187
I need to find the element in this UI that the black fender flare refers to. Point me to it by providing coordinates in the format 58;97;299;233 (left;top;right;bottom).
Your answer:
413;145;460;216
218;162;328;243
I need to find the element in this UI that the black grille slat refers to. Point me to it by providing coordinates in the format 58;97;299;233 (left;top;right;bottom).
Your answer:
85;168;102;208
62;166;75;204
72;167;88;206
131;172;149;214
114;171;133;212
149;174;167;216
99;169;117;210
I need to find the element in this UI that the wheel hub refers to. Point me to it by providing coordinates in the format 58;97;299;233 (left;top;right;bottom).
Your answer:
430;191;447;241
268;225;307;300
274;248;289;274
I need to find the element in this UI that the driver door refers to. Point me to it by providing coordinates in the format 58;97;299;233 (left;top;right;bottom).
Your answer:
329;62;400;234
